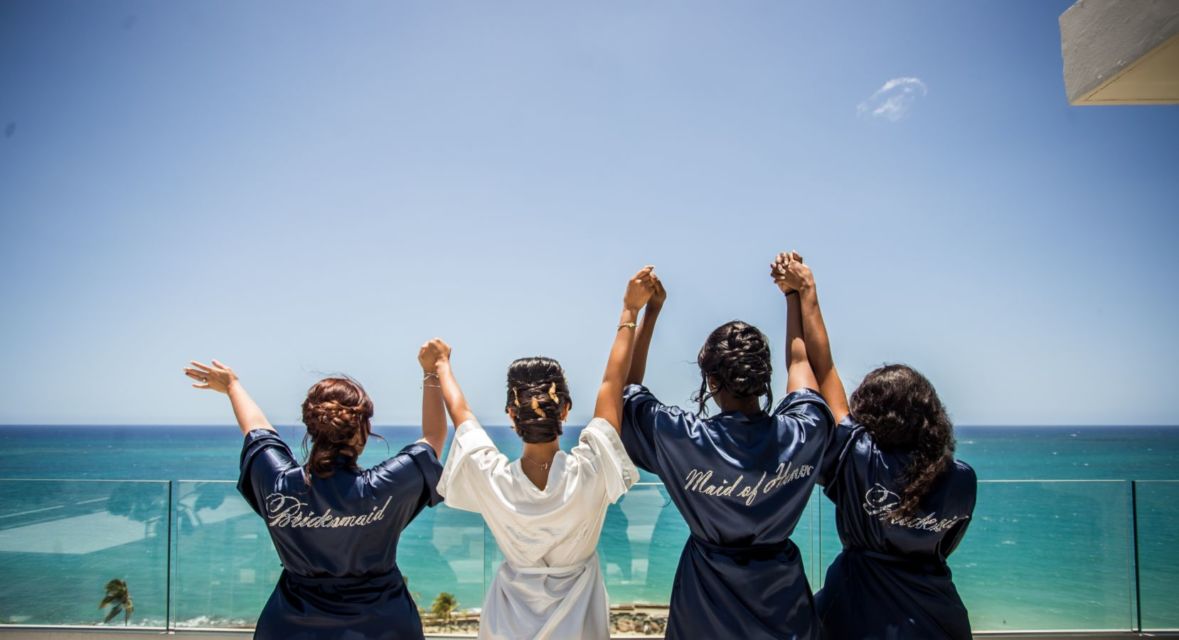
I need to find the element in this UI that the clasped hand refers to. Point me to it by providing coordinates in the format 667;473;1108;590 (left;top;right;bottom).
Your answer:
770;251;814;294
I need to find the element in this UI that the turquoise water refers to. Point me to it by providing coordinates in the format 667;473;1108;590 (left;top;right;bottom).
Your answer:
0;425;1177;631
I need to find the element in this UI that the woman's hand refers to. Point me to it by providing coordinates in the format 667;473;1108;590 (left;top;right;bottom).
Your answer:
623;265;656;311
648;273;667;311
184;360;238;394
183;360;273;434
418;338;452;373
771;251;813;294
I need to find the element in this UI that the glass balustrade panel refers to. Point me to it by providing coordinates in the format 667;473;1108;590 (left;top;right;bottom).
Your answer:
1136;480;1179;631
0;480;169;628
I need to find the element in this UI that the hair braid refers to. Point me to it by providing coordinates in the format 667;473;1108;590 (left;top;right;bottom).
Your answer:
301;377;374;479
505;357;572;444
693;320;774;416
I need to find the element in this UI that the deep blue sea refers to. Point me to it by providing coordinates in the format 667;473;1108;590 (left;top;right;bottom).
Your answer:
0;425;1176;632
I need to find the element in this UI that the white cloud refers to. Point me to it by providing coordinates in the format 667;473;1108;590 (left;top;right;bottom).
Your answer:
857;77;928;122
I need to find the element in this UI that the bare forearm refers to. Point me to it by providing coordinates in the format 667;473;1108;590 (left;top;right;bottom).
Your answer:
797;286;835;377
436;361;476;427
626;305;660;385
595;306;641;430
226;381;274;435
786;293;819;393
798;285;850;422
420;375;446;457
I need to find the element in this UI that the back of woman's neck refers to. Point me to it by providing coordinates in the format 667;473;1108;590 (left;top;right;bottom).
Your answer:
520;440;560;490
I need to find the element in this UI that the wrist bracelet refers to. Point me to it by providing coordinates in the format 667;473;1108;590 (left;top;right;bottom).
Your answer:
618;322;637;331
784;290;800;299
422;383;442;389
423;371;440;380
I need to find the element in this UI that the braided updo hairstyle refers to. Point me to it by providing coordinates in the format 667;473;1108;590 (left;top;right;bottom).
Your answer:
849;364;955;518
694;320;774;416
301;377;374;479
505;357;572;444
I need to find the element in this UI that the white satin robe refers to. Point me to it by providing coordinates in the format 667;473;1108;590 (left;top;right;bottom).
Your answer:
437;417;638;640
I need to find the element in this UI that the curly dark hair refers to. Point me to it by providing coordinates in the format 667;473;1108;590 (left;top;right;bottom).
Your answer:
849;364;955;518
505;357;572;444
693;320;774;416
301;377;375;479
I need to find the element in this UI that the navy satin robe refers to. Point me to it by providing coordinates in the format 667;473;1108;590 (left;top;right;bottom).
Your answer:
237;430;443;640
816;418;977;640
622;385;834;640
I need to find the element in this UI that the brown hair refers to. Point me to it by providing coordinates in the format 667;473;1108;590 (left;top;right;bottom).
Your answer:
301;377;374;479
849;364;955;518
505;357;572;444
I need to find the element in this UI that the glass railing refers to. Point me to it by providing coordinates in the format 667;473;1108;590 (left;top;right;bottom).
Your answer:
815;481;1139;631
171;480;278;629
401;494;487;619
949;481;1135;632
0;479;1175;633
0;480;170;628
1135;480;1179;631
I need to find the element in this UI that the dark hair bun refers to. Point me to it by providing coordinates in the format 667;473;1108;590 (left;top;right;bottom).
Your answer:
301;377;374;479
505;357;572;444
850;364;955;517
694;320;774;415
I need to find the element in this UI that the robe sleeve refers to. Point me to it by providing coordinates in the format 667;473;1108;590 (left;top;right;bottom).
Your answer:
771;389;836;483
939;461;978;559
436;417;508;513
370;442;445;511
570;417;640;503
621;384;689;476
818;417;865;488
237;429;297;517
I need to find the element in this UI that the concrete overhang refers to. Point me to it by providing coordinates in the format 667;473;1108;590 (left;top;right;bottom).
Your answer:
1060;0;1179;105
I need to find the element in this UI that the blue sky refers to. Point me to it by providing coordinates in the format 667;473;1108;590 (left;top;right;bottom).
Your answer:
1;1;1176;426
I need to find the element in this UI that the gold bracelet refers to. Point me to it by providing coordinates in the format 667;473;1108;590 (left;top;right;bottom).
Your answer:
422;383;442;389
618;322;637;331
423;371;440;380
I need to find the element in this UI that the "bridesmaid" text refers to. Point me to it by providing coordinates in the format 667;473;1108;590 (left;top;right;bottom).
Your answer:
264;494;393;529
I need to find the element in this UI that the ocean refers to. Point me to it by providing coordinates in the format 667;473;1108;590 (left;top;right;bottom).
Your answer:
0;424;1176;632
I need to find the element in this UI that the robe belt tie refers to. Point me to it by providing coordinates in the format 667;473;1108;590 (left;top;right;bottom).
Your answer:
507;552;596;576
283;567;406;589
689;534;799;560
844;548;948;574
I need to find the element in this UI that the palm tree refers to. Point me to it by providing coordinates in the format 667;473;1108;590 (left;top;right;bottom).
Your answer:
430;592;458;624
99;579;134;625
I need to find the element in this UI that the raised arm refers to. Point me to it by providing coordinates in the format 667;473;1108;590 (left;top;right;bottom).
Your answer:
184;360;275;435
425;339;477;429
418;341;448;457
774;253;850;422
626;275;665;386
595;266;655;432
769;261;820;395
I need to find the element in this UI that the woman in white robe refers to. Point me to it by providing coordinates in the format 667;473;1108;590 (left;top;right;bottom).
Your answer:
424;266;657;640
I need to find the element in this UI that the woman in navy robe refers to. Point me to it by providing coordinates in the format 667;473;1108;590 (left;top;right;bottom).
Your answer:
773;252;976;639
184;354;446;640
620;272;834;640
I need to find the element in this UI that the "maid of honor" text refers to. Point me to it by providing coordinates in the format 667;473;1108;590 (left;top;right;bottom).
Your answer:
683;462;814;506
